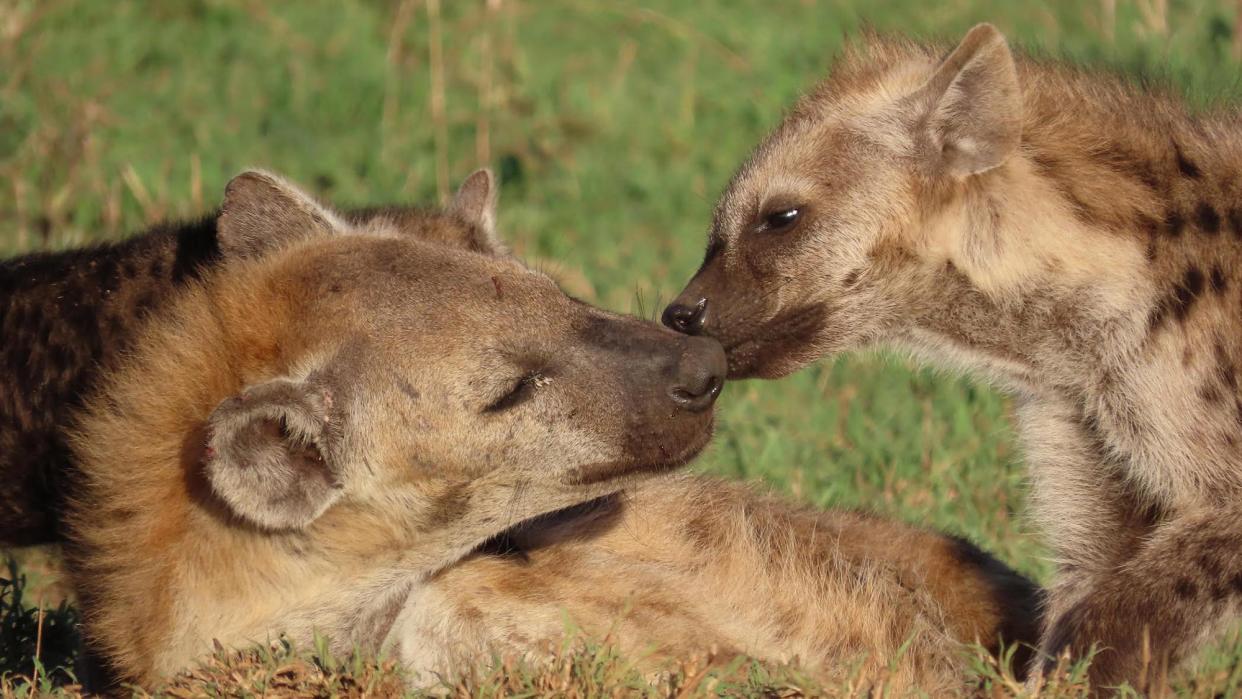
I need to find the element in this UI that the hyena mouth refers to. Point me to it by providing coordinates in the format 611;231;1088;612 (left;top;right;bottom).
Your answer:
721;303;829;379
565;416;715;486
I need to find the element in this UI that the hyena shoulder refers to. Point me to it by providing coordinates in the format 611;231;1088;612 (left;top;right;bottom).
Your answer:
0;216;220;545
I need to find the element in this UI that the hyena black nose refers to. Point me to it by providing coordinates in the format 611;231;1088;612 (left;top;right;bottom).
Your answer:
662;298;709;336
668;336;727;413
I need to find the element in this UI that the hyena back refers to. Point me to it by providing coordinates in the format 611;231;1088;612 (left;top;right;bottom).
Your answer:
664;23;1242;690
0;220;220;545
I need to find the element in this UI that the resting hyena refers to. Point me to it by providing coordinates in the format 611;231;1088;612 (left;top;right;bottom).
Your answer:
68;170;1040;691
0;188;482;546
663;23;1242;689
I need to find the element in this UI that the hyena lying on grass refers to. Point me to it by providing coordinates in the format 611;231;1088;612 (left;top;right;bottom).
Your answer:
0;187;473;547
663;22;1242;690
64;170;1040;692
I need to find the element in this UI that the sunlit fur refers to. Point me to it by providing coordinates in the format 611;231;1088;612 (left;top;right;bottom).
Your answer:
672;22;1242;689
66;171;1040;692
66;172;717;685
397;474;1040;694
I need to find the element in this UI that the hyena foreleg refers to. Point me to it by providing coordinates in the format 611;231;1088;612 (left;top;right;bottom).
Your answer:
1039;506;1242;692
1016;400;1159;682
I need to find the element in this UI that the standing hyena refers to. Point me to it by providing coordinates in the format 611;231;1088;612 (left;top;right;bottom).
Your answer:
663;23;1242;690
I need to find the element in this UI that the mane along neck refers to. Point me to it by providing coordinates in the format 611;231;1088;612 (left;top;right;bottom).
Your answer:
67;261;312;680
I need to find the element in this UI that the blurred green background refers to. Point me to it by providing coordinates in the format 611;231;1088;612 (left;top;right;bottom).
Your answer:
5;0;1242;690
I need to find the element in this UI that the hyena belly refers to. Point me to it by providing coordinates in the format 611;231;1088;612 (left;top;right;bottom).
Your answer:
0;219;220;545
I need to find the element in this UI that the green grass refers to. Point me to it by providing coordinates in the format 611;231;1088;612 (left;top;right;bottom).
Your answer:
5;0;1242;695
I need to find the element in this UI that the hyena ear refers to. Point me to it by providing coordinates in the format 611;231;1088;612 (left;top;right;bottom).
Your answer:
446;168;508;255
203;377;343;531
217;170;349;259
912;23;1021;178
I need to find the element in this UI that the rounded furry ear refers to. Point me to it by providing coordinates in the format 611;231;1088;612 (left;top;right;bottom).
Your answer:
447;168;508;255
217;170;349;259
203;377;342;531
913;23;1021;177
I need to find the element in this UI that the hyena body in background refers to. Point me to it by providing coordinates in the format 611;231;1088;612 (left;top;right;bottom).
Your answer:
664;23;1242;690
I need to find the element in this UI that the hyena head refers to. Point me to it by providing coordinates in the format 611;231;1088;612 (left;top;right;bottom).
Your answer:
198;170;726;533
664;24;1024;379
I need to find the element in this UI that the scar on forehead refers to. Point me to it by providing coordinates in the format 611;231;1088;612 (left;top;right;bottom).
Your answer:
491;275;504;300
393;375;421;403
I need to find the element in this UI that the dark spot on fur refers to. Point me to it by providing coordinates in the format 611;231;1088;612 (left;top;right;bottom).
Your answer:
1199;382;1223;404
1137;213;1162;241
395;378;421;402
1230;573;1242;596
1174;578;1199;599
1171;267;1205;322
428;482;472;525
1229;208;1242;239
1211;266;1228;293
1175;142;1202;179
1164;210;1186;237
842;268;861;287
1092;146;1162;192
1199;553;1223;578
1195;203;1222;235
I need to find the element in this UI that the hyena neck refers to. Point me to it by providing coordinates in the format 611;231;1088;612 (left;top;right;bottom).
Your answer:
899;155;1161;397
891;58;1242;402
0;216;220;543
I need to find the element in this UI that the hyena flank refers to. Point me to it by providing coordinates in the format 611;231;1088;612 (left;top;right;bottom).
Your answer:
68;170;1040;691
0;187;475;546
663;23;1242;690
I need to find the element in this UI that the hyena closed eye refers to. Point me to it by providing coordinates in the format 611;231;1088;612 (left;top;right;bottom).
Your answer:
665;22;1242;691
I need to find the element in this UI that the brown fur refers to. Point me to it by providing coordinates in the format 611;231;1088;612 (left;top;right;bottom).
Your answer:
0;182;503;547
66;170;1039;693
405;474;1041;694
666;23;1242;690
67;170;722;685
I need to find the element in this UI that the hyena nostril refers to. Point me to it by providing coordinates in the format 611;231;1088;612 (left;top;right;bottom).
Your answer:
662;298;709;335
667;337;727;412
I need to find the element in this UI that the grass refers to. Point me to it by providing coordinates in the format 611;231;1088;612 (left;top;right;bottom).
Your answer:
5;0;1242;695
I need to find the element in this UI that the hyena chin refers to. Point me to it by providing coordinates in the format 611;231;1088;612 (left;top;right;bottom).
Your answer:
665;21;1242;690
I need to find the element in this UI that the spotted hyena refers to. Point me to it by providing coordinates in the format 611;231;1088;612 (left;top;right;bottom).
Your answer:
663;23;1242;690
67;170;1039;692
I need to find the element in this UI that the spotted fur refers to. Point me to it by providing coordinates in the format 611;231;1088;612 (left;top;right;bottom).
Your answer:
66;170;1039;694
404;474;1041;694
66;170;723;686
667;23;1242;690
0;194;494;546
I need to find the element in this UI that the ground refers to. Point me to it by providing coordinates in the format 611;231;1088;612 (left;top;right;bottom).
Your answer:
4;0;1242;695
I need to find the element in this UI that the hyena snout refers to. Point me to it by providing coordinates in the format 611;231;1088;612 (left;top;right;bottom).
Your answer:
666;335;726;413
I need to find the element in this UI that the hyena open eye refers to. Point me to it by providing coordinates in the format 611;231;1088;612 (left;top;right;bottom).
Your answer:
758;206;805;234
